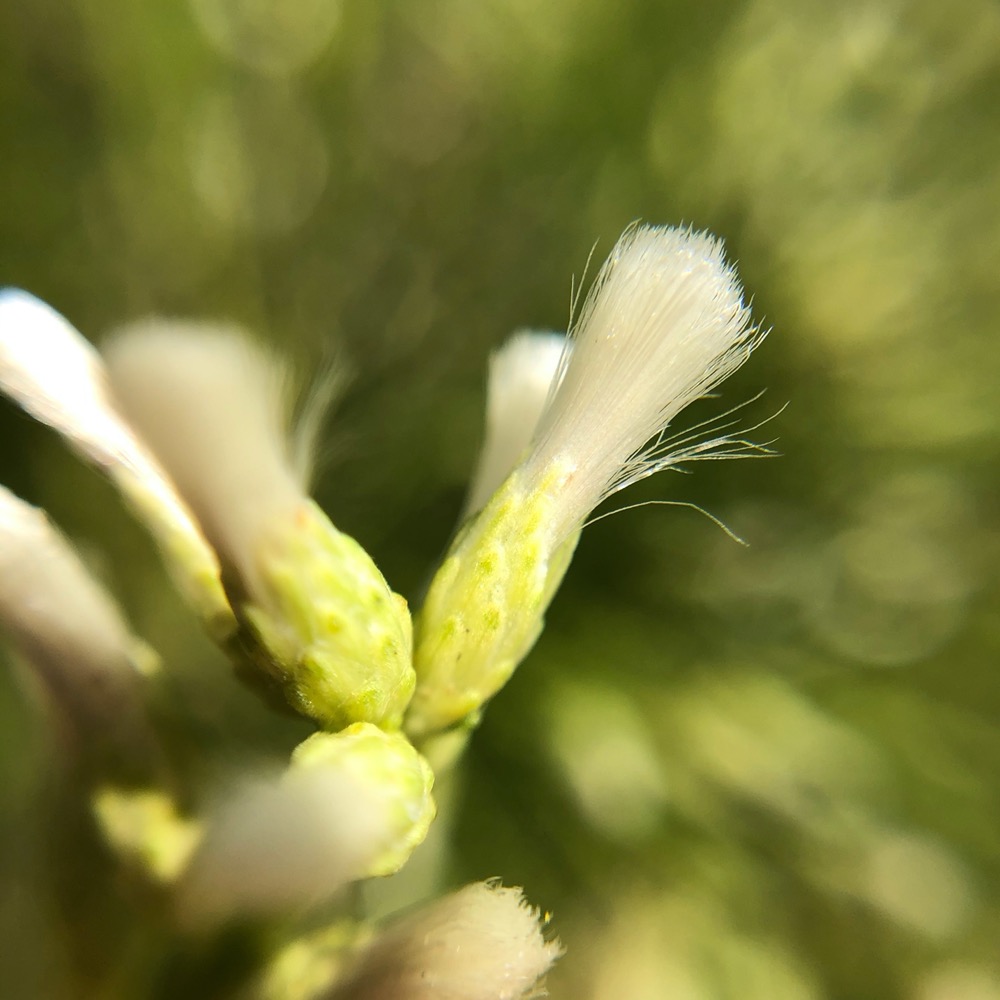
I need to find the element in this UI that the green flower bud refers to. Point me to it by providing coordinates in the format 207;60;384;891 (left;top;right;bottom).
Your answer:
93;786;201;883
102;325;415;731
406;465;578;739
242;501;414;731
408;225;765;740
293;723;435;877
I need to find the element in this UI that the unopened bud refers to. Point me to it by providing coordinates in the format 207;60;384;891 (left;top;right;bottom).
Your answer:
407;225;764;738
103;325;415;731
93;786;200;883
292;723;435;877
176;724;434;928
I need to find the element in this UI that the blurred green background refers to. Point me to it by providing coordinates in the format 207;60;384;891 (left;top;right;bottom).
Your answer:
2;0;999;997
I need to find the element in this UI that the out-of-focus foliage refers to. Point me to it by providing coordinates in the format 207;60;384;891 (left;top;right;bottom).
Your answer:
1;0;999;997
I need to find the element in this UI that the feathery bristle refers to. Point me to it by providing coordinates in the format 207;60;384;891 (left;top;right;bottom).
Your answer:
0;289;135;464
0;291;238;631
328;881;562;1000
176;766;389;928
103;323;306;589
0;485;153;756
466;330;567;517
526;225;761;539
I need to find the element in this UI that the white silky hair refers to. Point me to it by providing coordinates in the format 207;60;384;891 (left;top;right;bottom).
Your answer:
465;330;568;517
176;766;391;929
0;289;137;464
0;290;203;532
525;225;764;541
103;323;320;592
327;881;562;1000
0;485;150;741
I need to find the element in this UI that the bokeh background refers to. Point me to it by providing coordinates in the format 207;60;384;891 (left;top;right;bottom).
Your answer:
2;0;999;997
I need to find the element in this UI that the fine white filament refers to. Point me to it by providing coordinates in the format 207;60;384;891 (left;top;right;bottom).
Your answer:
176;767;391;928
0;485;150;748
525;225;763;540
465;330;567;517
328;881;562;1000
0;290;211;552
103;324;306;592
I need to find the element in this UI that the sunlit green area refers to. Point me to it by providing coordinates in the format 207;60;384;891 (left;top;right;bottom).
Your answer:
2;0;999;997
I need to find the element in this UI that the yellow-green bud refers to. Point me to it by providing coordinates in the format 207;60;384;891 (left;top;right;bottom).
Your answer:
258;922;360;1000
111;465;237;640
293;723;435;877
241;501;414;732
407;225;765;741
102;326;415;732
406;464;578;740
93;786;201;883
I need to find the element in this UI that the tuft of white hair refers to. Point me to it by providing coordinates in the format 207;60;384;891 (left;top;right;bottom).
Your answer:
327;881;562;1000
103;323;310;593
465;331;567;518
0;485;153;754
0;289;236;634
0;290;209;542
0;289;139;467
525;225;764;541
176;766;392;929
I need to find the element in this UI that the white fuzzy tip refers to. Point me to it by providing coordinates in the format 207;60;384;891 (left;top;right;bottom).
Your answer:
0;485;150;745
526;225;761;539
0;290;192;493
329;881;562;1000
176;766;391;929
0;290;230;624
0;289;133;465
103;323;305;588
466;331;568;518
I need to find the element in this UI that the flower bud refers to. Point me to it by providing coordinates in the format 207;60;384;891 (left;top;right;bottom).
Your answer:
292;723;436;877
92;786;200;883
407;225;763;738
103;325;415;731
176;767;379;928
176;724;434;928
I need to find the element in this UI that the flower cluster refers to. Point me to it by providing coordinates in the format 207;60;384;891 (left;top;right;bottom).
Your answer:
0;223;764;999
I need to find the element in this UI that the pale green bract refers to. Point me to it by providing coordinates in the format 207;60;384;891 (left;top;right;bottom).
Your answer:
292;723;435;877
239;499;414;732
406;463;579;740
